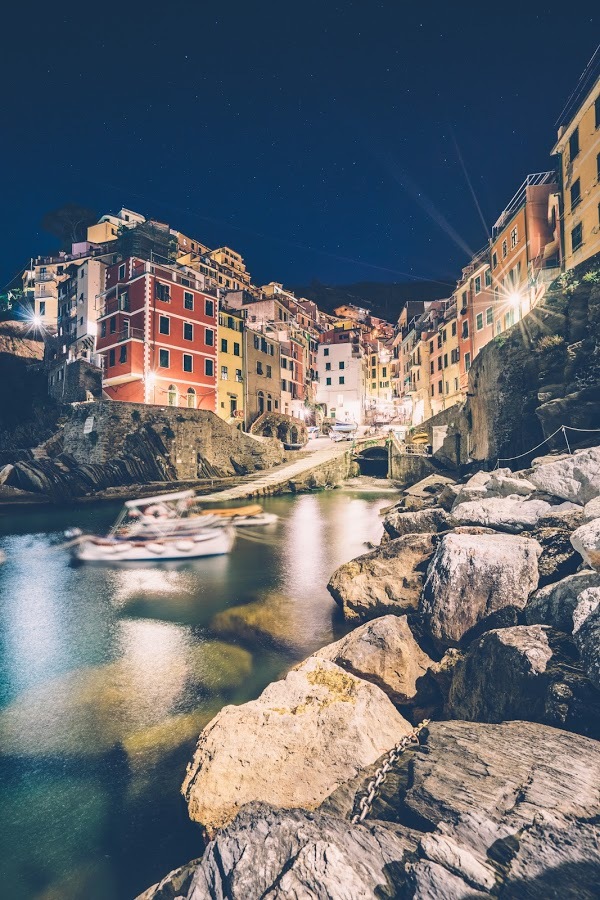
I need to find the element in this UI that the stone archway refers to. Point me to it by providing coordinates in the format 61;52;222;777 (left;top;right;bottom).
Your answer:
277;423;289;443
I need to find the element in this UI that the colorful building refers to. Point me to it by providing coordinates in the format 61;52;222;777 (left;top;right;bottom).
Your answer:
243;328;281;427
552;71;600;270
316;327;365;424
95;257;218;409
217;307;245;423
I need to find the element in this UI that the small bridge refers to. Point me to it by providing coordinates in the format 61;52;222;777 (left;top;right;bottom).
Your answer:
352;437;390;477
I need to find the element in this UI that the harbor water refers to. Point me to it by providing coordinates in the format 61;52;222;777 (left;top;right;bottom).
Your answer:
0;480;395;899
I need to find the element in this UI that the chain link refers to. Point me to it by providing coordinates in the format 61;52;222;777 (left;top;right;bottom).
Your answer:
351;719;430;825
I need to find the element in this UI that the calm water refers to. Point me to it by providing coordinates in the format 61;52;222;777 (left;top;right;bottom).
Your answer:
0;481;394;900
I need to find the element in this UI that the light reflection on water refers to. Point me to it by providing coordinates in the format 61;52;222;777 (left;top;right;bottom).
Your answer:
0;484;393;899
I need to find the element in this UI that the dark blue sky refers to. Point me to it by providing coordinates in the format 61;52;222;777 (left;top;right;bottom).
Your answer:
1;1;597;291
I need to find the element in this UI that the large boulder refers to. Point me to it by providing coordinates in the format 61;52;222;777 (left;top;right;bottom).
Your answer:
420;532;541;647
573;588;600;692
315;614;439;710
571;518;600;570
327;533;437;622
525;570;600;631
447;624;600;738
583;496;600;522
529;510;585;586
451;496;578;533
382;507;449;540
182;656;412;835
529;446;600;505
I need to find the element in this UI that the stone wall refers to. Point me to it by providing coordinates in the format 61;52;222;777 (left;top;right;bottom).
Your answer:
48;359;102;404
63;401;285;479
388;451;437;487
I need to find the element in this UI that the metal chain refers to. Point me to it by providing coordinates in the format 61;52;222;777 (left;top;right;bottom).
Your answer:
351;719;430;825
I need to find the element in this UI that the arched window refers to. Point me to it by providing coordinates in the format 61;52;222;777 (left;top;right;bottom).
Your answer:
267;393;272;412
167;384;178;406
258;391;265;414
187;388;196;409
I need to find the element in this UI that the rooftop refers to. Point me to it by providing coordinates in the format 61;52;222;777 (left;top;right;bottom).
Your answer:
492;172;556;237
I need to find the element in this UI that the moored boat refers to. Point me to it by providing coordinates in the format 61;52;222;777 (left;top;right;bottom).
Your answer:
73;525;235;563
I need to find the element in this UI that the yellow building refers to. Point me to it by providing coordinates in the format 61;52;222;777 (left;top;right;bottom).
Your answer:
552;71;600;270
217;308;245;424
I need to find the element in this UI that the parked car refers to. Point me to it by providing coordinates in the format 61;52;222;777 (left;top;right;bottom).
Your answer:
307;426;321;439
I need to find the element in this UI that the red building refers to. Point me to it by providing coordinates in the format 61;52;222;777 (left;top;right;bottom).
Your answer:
96;257;218;409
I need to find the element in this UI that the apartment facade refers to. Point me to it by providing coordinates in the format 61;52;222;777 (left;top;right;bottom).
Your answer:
244;329;281;427
95;257;218;409
316;328;365;424
552;74;600;270
217;307;245;423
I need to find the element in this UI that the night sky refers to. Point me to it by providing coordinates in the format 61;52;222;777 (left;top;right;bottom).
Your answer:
2;2;598;292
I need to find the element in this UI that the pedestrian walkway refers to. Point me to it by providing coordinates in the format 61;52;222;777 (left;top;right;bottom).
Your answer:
201;442;353;502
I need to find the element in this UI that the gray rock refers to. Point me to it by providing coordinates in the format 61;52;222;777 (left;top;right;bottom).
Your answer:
382;506;449;540
573;588;600;692
583;496;600;522
571;518;600;570
328;532;437;622
525;570;600;631
135;859;202;900
182;656;412;835
529;446;600;505
451;496;578;533
447;625;600;738
315;614;439;709
420;532;541;647
187;803;414;899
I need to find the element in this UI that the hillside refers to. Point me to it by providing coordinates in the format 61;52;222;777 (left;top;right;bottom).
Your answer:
293;279;452;322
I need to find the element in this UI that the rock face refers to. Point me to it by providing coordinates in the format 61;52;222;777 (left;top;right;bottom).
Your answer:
315;615;438;709
182;656;412;835
571;518;600;570
382;507;449;540
529;446;600;505
447;625;600;738
451;496;578;533
525;570;600;631
327;533;437;622
420;532;541;646
573;588;600;692
530;511;585;586
181;803;415;900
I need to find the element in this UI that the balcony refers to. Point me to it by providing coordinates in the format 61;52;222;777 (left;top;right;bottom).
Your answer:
117;327;144;342
97;295;131;318
36;272;58;282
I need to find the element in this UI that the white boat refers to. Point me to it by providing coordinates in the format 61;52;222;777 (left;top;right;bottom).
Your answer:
332;422;358;433
195;504;278;527
67;490;236;563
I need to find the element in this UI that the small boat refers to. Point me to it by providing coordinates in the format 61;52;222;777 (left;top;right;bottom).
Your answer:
332;422;358;433
195;504;278;527
67;490;236;563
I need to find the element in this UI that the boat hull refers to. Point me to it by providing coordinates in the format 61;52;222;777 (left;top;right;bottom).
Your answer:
73;527;235;563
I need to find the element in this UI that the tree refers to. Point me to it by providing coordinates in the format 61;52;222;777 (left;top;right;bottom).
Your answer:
41;204;98;249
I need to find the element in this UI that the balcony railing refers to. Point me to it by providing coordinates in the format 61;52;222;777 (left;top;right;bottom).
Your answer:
117;327;144;342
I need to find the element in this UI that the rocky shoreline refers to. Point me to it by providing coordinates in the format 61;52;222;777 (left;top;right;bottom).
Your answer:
138;447;600;899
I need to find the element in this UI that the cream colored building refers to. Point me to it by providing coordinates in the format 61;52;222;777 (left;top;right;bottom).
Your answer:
87;208;145;245
217;307;245;423
552;72;600;270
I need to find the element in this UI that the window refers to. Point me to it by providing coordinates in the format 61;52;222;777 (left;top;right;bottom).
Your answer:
462;320;469;339
474;275;481;294
323;347;329;356
235;368;242;382
486;307;493;325
325;362;331;371
159;315;170;335
371;367;376;378
227;316;234;329
430;361;434;374
220;365;228;380
569;127;579;162
598;153;600;182
437;334;442;349
572;222;583;252
155;282;170;302
159;349;169;368
438;380;443;394
339;360;345;370
184;322;193;341
233;342;240;356
326;377;331;385
431;385;435;397
187;388;196;409
253;335;259;350
510;226;518;249
256;361;263;375
118;264;125;280
571;178;581;211
485;269;492;287
266;365;272;378
443;353;448;368
454;377;459;392
269;344;274;356
429;340;434;353
451;321;457;337
109;348;115;367
382;366;387;376
167;385;178;406
339;376;345;384
502;239;508;258
465;352;471;371
461;291;468;310
205;358;214;377
205;299;214;317
205;328;214;346
101;321;106;337
437;357;442;371
451;348;460;364
373;383;377;390
221;338;228;353
492;251;498;269
267;394;273;412
184;291;194;310
476;312;484;330
183;354;193;373
119;344;127;363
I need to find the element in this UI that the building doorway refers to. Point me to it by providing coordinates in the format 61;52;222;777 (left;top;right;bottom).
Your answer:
187;388;196;409
168;385;178;406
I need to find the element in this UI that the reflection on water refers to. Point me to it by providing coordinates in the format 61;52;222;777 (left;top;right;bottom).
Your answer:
0;486;393;899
